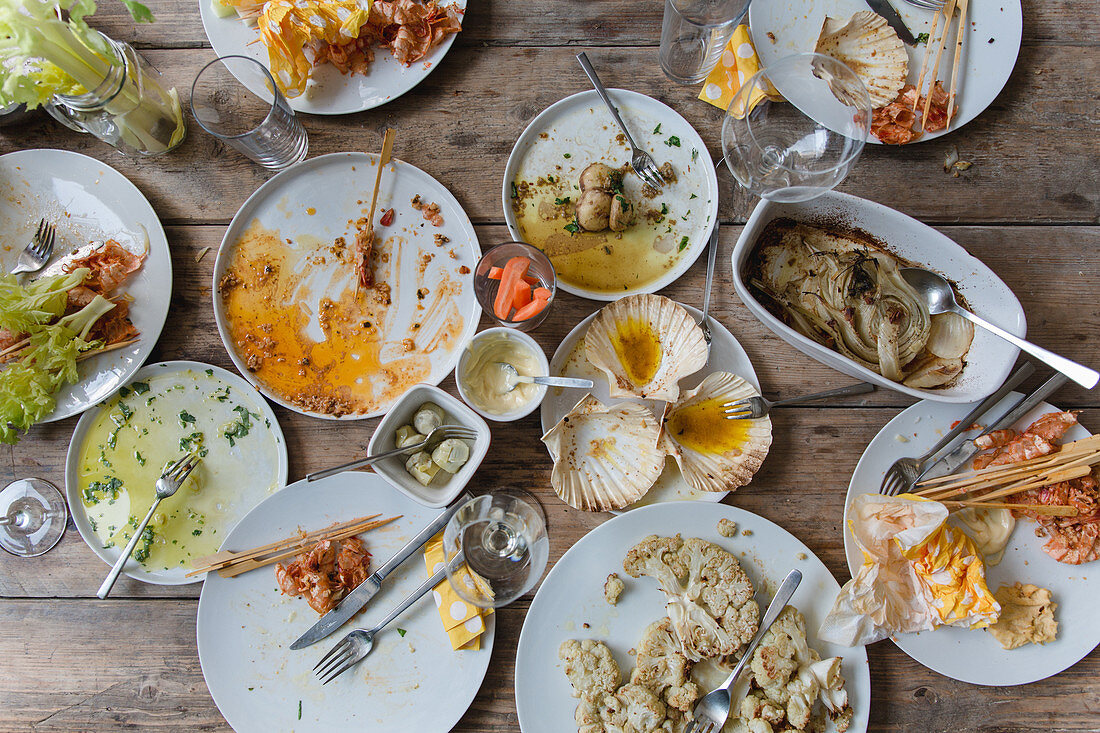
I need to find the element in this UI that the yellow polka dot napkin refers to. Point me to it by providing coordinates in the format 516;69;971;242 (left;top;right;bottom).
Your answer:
424;533;492;651
697;25;783;118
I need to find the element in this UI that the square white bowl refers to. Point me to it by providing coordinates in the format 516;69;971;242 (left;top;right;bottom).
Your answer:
732;192;1025;403
367;384;491;508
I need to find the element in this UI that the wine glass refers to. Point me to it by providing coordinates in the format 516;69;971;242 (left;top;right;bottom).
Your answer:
442;489;549;608
0;478;68;557
722;52;871;203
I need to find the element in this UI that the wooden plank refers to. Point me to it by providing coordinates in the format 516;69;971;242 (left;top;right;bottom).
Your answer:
0;46;1096;225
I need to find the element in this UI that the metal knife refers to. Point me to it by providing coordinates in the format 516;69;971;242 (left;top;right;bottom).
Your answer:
290;490;474;650
920;372;1070;480
865;0;917;45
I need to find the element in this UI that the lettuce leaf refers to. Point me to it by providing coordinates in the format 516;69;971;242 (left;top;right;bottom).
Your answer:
0;267;88;335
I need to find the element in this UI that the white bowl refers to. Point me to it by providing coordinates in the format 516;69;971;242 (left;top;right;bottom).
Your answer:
732;192;1025;403
455;328;550;422
367;384;491;508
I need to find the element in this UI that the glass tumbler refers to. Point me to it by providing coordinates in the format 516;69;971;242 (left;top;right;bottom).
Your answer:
474;242;557;332
190;56;308;170
660;0;750;85
0;478;67;557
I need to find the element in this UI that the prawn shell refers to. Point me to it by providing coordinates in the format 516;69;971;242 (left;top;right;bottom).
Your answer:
541;394;665;511
659;372;772;493
584;294;708;402
815;11;909;108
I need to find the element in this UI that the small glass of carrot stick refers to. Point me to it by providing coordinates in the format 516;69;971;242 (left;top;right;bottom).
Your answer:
474;242;557;331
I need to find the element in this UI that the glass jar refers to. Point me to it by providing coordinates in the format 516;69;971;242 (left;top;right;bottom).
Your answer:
45;34;185;157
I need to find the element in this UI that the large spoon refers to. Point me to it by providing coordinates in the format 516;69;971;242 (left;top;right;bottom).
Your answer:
901;267;1099;389
494;362;593;393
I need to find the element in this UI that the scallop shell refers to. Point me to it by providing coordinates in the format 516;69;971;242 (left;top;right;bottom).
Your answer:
541;394;665;511
815;11;909;108
659;372;772;493
584;294;708;402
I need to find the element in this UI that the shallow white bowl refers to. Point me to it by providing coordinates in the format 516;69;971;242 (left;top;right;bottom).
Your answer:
732;192;1025;403
455;327;549;422
367;384;491;508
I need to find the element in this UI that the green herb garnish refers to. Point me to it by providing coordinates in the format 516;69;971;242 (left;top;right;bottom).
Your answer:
679;236;690;252
665;136;681;147
131;381;150;394
653;123;662;134
397;628;407;637
563;220;580;235
510;181;518;199
554;196;571;206
178;410;196;427
916;32;929;44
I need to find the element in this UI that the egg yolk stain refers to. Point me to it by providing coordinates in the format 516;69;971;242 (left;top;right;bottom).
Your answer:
666;396;751;454
612;318;662;386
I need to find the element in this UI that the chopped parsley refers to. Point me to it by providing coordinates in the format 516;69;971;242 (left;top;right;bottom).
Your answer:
397;628;407;637
134;451;146;467
118;386;131;398
690;193;698;199
691;148;699;161
132;526;155;563
84;477;123;504
665;136;681;147
681;210;691;221
178;410;196;427
554;196;571;206
179;431;208;457
298;701;302;720
131;381;150;394
916;32;929;44
563;220;580;235
563;153;571;158
205;369;213;376
211;387;231;402
660;203;668;215
679;236;690;252
192;529;202;536
652;123;662;134
223;405;259;447
510;181;518;199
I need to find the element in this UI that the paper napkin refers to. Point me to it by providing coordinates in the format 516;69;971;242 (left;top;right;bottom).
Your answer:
424;532;492;651
698;25;783;117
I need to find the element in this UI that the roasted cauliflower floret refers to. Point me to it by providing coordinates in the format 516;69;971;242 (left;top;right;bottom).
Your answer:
631;618;699;712
605;573;626;606
623;535;759;662
561;639;622;701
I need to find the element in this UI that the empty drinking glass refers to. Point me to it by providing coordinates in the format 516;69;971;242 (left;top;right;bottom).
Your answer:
0;478;67;557
190;56;308;170
660;0;751;85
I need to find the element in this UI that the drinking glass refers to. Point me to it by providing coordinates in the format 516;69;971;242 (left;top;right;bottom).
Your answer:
659;0;750;85
0;478;67;557
442;489;549;609
473;242;557;332
190;56;308;170
722;53;870;202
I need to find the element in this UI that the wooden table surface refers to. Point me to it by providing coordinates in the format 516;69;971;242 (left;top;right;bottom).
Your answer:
2;0;1098;730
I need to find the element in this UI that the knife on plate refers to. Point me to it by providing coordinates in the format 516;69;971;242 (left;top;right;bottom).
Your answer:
919;372;1070;481
865;0;917;45
290;490;474;650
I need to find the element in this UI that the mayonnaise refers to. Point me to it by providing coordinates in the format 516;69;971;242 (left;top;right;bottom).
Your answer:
461;333;541;415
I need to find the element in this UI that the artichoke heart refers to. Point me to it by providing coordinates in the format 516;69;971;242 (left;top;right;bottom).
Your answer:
413;402;445;435
431;438;470;474
395;424;424;449
405;451;440;486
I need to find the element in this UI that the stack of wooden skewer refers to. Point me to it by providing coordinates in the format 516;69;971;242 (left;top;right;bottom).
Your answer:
0;336;138;364
914;434;1100;517
912;0;969;132
186;513;401;579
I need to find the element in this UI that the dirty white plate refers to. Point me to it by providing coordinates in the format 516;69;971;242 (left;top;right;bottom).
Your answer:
197;472;494;732
0;149;171;423
65;361;288;585
540;303;759;509
845;395;1099;685
748;0;1022;143
212;152;480;419
515;501;870;733
503;89;718;300
199;0;466;115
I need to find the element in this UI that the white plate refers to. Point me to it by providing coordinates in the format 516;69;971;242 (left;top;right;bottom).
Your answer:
64;360;288;585
502;89;719;301
199;0;466;115
197;472;494;732
749;0;1022;143
212;152;480;420
515;501;871;733
0;149;171;423
540;303;760;509
733;191;1025;403
844;396;1099;685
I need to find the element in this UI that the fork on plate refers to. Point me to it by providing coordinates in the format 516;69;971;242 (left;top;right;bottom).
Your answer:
723;383;875;420
575;52;665;190
9;218;56;275
306;424;478;482
314;550;465;684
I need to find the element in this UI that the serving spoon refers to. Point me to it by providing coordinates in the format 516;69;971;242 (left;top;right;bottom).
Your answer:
494;362;593;393
901;267;1099;389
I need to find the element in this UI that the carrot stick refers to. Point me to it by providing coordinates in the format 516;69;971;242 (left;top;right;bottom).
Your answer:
487;266;504;280
513;297;548;321
514;279;532;308
493;256;530;320
532;287;552;301
522;274;539;285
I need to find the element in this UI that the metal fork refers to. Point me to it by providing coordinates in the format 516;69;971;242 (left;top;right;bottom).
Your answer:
901;0;945;8
686;569;802;733
879;362;1034;496
9;218;56;275
306;424;478;482
97;452;202;599
575;52;665;190
314;549;465;684
723;382;875;420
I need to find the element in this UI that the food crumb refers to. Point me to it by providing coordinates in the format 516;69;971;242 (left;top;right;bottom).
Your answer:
604;573;625;605
895;434;910;443
194;246;211;263
741;529;753;537
582;622;590;630
796;552;808;561
717;518;737;537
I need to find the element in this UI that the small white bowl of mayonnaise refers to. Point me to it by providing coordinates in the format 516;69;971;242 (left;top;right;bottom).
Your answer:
455;327;550;422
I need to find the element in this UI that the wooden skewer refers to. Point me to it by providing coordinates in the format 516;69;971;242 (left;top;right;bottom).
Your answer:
919;452;1100;501
915;435;1100;490
920;0;958;129
355;127;396;299
944;499;1078;517
0;337;30;360
186;514;400;578
77;338;139;361
944;0;968;131
948;465;1093;505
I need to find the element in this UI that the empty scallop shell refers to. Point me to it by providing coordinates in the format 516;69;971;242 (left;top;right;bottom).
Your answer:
815;11;909;108
584;294;708;402
659;372;772;493
541;394;665;511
